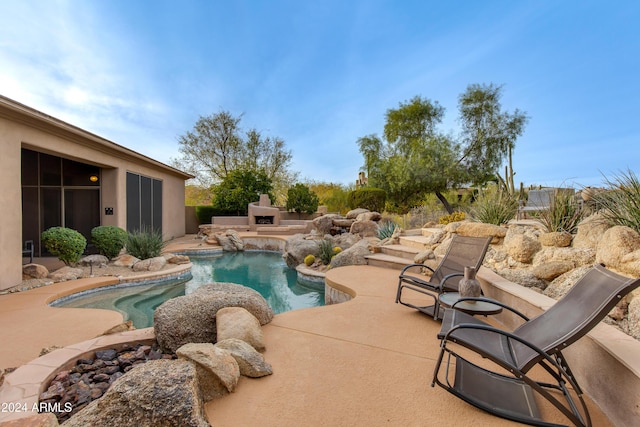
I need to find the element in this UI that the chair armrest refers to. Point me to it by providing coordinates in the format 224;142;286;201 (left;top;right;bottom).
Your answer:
452;297;530;321
442;323;567;377
399;263;435;276
436;272;464;292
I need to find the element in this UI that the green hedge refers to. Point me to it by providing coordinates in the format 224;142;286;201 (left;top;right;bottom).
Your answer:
195;206;223;224
348;188;387;212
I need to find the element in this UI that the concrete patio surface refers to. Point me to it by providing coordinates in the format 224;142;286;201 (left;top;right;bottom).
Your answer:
0;238;615;426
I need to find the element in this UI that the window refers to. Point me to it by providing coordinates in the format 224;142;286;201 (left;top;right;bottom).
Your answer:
126;172;162;233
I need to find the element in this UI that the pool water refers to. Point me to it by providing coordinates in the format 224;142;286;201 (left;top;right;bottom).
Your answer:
53;251;324;328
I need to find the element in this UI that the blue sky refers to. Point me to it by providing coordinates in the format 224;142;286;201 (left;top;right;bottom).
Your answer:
1;0;639;189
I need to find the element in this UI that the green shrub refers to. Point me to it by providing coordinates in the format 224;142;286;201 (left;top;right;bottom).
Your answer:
286;183;320;216
377;220;399;239
535;189;584;233
590;169;640;233
348;187;386;212
470;190;519;225
317;239;336;265
91;226;127;259
126;226;165;260
41;227;87;266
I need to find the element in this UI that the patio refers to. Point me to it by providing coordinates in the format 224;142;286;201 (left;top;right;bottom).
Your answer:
0;240;617;426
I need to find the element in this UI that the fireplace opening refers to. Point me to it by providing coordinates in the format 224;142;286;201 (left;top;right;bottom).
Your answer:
255;216;275;225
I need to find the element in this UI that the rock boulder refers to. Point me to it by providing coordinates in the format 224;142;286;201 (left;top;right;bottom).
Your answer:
63;359;209;427
214;338;273;378
216;307;266;352
154;282;273;353
176;343;240;400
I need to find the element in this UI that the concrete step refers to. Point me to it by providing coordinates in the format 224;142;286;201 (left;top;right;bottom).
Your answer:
380;244;419;261
398;235;433;250
365;253;410;270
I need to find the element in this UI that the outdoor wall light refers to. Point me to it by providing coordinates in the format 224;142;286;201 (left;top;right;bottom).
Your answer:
89;175;99;182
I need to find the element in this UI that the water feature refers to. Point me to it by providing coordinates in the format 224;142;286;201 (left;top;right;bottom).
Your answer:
52;251;324;328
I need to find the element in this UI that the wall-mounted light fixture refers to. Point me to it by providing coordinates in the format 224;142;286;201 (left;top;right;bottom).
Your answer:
89;175;99;182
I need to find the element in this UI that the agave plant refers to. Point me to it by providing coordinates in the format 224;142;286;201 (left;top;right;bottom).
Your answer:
469;189;518;225
535;189;584;233
377;220;399;239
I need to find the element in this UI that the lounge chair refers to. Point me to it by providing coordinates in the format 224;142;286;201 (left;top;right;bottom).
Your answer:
432;264;640;427
395;235;492;319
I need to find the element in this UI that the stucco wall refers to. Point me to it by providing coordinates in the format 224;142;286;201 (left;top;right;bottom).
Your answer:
0;98;190;290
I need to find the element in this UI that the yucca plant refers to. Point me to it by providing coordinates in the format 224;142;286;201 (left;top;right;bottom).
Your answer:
590;169;640;233
535;189;584;233
469;190;518;225
126;226;165;260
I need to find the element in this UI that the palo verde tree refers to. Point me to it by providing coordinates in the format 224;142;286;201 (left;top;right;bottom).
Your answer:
357;85;528;213
172;110;298;203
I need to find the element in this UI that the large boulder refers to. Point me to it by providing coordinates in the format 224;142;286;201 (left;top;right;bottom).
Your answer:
497;268;547;290
455;222;507;243
596;226;640;274
154;282;274;353
282;234;322;268
112;254;140;268
345;208;370;219
214;230;244;252
329;239;371;268
214;338;273;378
573;213;609;249
176;343;240;400
216;307;266;352
628;295;640;340
504;233;541;264
22;263;49;279
538;231;572;247
63;359;209;427
312;214;341;235
133;256;167;272
533;261;574;281
48;267;84;282
349;219;378;238
355;211;382;222
330;233;361;250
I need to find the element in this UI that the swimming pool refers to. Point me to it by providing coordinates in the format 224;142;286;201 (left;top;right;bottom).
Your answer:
52;251;325;328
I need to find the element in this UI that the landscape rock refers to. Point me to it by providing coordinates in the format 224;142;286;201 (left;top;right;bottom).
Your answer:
176;343;240;400
0;412;59;426
48;267;84;282
543;266;592;299
627;296;640;340
282;234;322;268
345;208;370;219
504;233;541;264
455;222;506;243
573;213;609;249
23;263;49;279
330;233;360;250
214;338;273;378
333;218;355;228
62;359;209;427
533;247;595;267
78;254;109;267
497;268;547;290
538;231;572;247
349;219;378;237
533;261;574;281
133;256;167;272
154;282;273;353
355;211;382;222
596;226;640;272
413;249;435;264
164;253;191;264
329;239;371;268
312;214;341;235
216;306;266;352
112;254;140;268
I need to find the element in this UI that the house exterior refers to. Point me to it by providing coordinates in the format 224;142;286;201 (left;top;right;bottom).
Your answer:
0;95;192;290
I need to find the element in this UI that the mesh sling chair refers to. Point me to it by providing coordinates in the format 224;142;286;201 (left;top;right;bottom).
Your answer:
432;264;640;427
395;234;492;319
